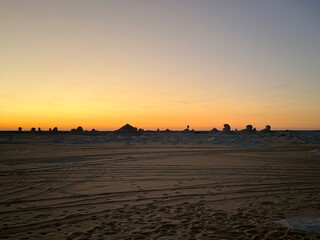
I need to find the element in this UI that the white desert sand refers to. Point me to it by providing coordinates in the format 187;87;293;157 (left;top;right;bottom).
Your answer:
0;132;319;239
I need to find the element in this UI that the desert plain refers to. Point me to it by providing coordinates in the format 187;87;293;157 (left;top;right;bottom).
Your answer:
0;131;320;239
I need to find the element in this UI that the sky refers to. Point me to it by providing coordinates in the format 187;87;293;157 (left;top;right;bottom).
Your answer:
1;0;320;131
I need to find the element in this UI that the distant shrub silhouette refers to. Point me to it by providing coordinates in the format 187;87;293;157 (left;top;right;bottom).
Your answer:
52;127;58;132
91;128;96;132
223;124;231;132
38;127;42;132
31;128;36;132
18;127;22;132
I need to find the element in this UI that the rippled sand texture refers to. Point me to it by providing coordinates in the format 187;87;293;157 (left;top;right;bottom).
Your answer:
1;135;320;239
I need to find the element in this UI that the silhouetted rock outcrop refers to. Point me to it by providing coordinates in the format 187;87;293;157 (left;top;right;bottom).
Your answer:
76;126;84;132
261;125;272;133
211;128;219;133
240;125;256;133
52;127;58;132
183;125;190;132
223;124;231;132
246;125;253;131
116;124;137;133
71;126;84;132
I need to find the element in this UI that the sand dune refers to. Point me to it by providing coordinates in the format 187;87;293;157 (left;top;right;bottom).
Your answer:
0;132;320;239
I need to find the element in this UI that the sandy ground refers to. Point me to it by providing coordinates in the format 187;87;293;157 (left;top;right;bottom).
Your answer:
0;133;320;239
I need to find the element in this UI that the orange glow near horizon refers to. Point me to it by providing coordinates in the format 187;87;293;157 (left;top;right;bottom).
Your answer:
1;103;319;131
1;68;319;131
